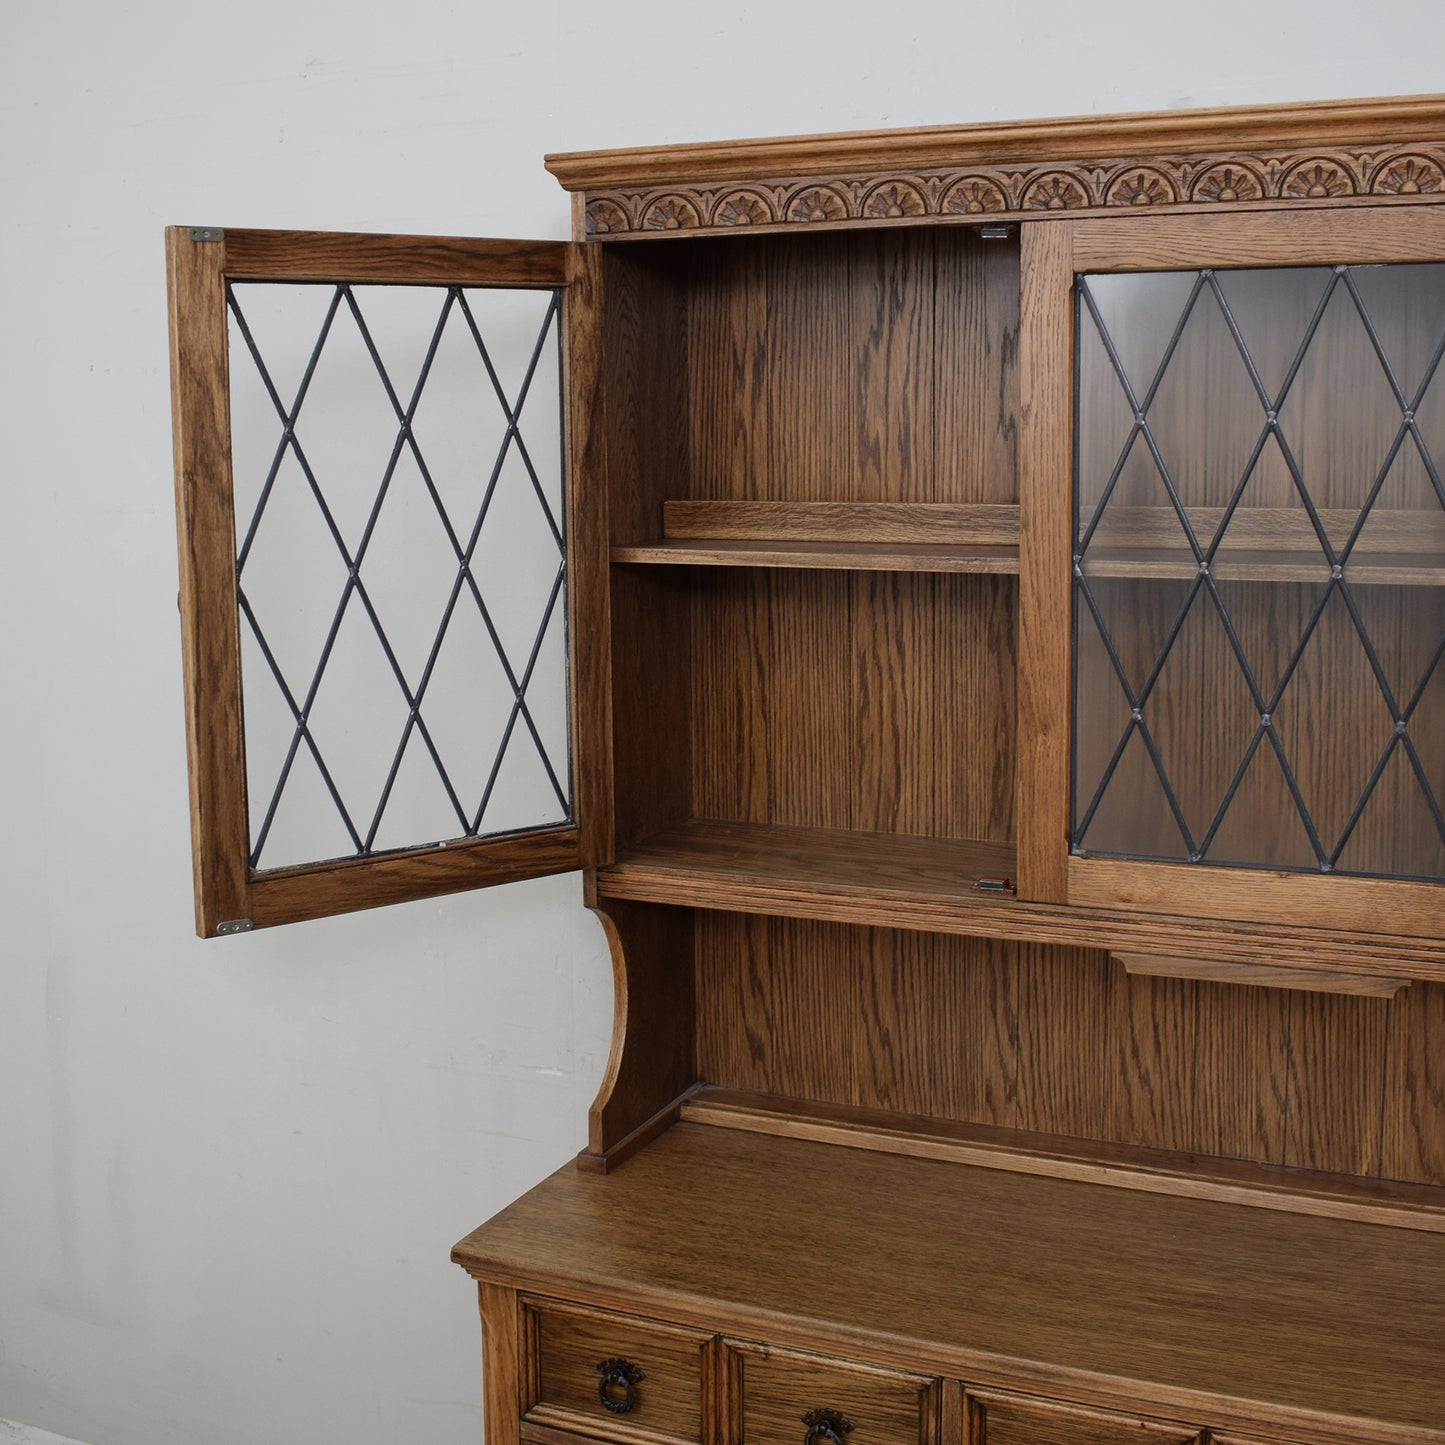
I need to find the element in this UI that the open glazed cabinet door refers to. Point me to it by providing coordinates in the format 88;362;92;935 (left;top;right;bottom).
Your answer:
1022;206;1445;939
167;228;609;935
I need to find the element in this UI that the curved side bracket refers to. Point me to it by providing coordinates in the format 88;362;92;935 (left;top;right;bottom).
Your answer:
581;890;697;1171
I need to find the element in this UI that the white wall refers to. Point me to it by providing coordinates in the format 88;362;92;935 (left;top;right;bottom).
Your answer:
2;3;1443;1443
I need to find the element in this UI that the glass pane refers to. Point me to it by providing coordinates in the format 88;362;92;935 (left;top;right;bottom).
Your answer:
227;280;570;872
1073;262;1445;882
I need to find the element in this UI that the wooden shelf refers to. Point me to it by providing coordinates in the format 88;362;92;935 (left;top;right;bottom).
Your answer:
1081;547;1445;587
613;538;1019;573
453;1121;1445;1441
600;820;1016;916
613;499;1021;573
682;1088;1445;1233
1079;506;1445;587
595;820;1445;979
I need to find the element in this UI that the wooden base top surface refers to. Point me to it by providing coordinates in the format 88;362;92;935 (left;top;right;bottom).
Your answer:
453;1122;1445;1438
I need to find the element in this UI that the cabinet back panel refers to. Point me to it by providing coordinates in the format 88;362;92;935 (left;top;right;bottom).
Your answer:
690;571;1016;840
600;244;690;545
694;914;1445;1184
682;230;1019;505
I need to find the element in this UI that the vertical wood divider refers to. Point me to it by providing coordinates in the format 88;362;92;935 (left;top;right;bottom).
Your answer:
1016;221;1076;903
167;227;251;936
939;1379;965;1445
480;1283;522;1445
565;242;615;866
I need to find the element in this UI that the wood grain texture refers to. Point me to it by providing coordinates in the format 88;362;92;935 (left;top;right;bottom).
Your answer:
1385;980;1445;1182
547;95;1445;190
246;826;581;927
728;1340;939;1445
564;242;614;866
680;1088;1445;1232
598;819;1445;979
1079;547;1445;586
1078;506;1445;553
481;1283;523;1445
585;900;697;1161
598;246;692;849
967;1393;1200;1445
688;573;1015;841
662;502;1020;544
1015;221;1075;903
221;229;571;285
452;1122;1445;1442
689;913;1445;1183
1114;954;1410;997
1071;205;1445;271
167;226;250;936
935;231;1020;507
525;1297;710;1445
612;539;1019;573
1069;855;1445;940
681;232;1017;506
853;228;935;501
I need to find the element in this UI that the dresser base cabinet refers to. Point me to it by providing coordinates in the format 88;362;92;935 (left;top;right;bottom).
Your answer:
454;1120;1445;1445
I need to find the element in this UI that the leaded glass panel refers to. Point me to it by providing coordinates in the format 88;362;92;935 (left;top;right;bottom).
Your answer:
1073;262;1445;882
227;281;570;872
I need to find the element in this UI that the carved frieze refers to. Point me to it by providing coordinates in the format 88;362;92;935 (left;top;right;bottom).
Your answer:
582;142;1445;237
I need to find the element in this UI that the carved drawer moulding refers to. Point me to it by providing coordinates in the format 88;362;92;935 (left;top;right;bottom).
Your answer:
543;95;1445;239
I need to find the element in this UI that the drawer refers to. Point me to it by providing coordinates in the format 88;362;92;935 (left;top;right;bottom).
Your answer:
727;1342;940;1445
523;1299;712;1445
966;1393;1202;1445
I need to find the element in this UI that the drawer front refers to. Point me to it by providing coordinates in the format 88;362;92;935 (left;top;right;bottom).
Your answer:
524;1300;711;1445
967;1393;1202;1445
729;1342;939;1445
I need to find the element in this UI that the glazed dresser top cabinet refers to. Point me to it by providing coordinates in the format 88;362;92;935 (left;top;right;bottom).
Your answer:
166;96;1445;1445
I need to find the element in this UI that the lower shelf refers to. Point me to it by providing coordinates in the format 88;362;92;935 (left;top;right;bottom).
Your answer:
594;819;1445;979
452;1120;1445;1442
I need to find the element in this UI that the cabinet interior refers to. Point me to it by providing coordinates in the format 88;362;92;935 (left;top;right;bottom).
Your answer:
604;228;1020;864
589;223;1445;1194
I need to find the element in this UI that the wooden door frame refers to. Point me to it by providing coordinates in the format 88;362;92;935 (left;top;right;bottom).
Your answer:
167;227;610;935
1016;205;1445;934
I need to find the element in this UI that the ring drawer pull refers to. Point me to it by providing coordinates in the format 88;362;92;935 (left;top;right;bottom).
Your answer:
803;1408;855;1445
597;1356;645;1414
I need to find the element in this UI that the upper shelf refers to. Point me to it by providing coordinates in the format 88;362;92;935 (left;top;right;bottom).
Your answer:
612;500;1021;575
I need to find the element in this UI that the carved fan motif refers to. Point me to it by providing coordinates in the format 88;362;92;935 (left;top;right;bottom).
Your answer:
787;186;849;223
864;181;927;218
941;176;1009;214
644;195;703;231
713;190;775;226
1282;159;1355;199
1106;168;1178;207
1374;154;1445;196
1192;164;1266;203
579;139;1445;235
1024;172;1090;210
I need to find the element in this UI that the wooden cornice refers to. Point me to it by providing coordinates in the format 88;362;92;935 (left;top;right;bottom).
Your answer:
546;94;1445;189
545;94;1445;240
